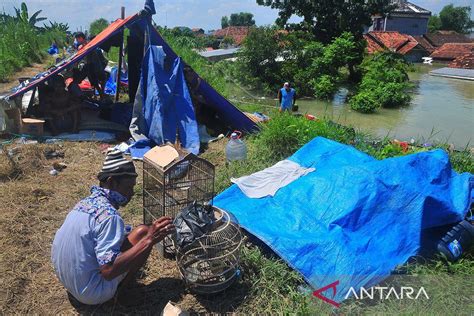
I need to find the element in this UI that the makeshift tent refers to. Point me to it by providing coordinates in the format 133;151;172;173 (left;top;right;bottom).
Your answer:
0;1;257;142
214;137;473;303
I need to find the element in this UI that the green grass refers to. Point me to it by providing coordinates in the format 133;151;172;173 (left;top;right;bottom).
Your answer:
207;113;473;314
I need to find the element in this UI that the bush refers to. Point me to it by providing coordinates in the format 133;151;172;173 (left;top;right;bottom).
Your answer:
311;74;337;100
349;90;379;113
351;51;412;113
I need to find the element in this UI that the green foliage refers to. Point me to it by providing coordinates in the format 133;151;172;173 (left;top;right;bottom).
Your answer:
256;0;394;43
439;4;474;34
254;113;355;161
312;75;337;100
236;26;284;93
428;14;442;33
221;16;229;29
0;9;67;81
14;2;46;27
349;90;379;113
89;18;109;36
43;21;69;33
221;12;255;28
237;30;364;98
350;51;412;113
158;27;228;97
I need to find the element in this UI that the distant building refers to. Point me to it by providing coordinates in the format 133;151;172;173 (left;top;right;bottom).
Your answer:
192;28;205;36
449;52;474;69
364;31;428;62
414;31;474;53
198;47;240;62
370;0;431;36
213;26;252;46
430;43;474;63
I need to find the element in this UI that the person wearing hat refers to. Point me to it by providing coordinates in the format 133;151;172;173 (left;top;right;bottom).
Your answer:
51;150;174;305
277;82;296;112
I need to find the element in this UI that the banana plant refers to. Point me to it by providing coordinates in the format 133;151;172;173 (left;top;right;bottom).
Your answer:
14;2;47;27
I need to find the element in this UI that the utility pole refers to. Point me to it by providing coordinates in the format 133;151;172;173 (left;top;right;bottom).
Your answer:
115;6;125;102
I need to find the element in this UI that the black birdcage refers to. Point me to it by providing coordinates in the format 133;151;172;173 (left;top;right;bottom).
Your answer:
143;146;215;225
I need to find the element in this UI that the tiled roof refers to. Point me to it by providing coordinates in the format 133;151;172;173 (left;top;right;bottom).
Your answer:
213;26;251;45
413;35;435;53
364;31;422;55
430;43;474;60
391;1;431;15
424;31;473;47
449;52;474;69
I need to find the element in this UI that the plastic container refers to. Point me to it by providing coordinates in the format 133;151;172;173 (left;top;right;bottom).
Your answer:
225;131;247;162
437;220;474;262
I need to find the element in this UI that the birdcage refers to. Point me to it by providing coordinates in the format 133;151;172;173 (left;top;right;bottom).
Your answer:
176;207;243;294
142;145;215;224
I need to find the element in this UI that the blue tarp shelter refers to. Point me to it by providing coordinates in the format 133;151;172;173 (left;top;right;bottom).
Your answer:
215;137;473;303
0;1;257;138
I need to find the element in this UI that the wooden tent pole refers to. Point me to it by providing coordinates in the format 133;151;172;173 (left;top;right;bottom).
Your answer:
115;6;125;102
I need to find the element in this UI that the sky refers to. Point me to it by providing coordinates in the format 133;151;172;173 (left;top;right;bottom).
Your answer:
1;0;473;32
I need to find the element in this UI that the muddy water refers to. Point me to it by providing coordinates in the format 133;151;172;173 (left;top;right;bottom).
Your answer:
231;65;473;148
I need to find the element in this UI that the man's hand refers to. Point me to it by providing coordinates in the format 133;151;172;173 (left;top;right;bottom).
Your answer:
148;217;175;244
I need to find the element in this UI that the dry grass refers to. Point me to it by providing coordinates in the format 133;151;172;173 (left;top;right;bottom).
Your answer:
0;140;253;314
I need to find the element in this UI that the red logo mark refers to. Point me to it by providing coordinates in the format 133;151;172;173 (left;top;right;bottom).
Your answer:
313;280;340;308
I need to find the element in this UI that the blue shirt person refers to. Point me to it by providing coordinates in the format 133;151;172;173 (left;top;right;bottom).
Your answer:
51;150;175;305
278;82;296;112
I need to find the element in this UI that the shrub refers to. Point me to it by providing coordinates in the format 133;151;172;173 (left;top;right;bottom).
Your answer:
311;74;337;100
351;51;412;113
349;90;379;113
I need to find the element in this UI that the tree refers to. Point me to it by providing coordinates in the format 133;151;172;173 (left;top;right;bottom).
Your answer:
256;0;393;43
14;2;47;27
221;16;229;28
237;27;284;92
89;18;109;36
221;12;255;28
439;4;473;34
428;15;442;33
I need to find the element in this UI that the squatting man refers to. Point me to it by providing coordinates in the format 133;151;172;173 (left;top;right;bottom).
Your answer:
51;150;174;304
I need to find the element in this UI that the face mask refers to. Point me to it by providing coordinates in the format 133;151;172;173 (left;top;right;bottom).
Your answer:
73;39;79;48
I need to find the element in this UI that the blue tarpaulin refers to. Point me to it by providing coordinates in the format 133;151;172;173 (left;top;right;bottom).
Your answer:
130;45;200;155
214;137;473;302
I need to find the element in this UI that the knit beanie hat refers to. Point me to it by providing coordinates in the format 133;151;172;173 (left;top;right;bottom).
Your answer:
97;149;138;182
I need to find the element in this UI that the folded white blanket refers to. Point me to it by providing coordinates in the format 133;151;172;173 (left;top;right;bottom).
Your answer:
231;160;315;198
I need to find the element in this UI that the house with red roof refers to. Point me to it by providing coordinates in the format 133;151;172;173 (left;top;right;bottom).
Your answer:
449;52;474;69
364;31;428;62
430;43;474;63
212;26;252;46
414;31;473;54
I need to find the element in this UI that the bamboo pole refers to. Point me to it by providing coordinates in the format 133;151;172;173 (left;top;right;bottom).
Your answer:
115;6;125;102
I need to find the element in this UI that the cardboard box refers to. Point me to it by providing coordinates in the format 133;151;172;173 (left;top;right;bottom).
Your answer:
21;118;45;136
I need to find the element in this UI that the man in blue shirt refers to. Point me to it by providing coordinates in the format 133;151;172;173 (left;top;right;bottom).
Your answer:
52;150;174;305
278;82;296;112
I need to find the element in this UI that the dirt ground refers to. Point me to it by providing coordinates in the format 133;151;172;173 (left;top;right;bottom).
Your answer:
0;63;49;96
0;140;250;314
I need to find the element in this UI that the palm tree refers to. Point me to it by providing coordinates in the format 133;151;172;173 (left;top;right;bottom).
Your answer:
14;2;47;27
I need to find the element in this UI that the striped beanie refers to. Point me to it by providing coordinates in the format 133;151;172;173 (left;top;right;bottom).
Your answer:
97;149;138;182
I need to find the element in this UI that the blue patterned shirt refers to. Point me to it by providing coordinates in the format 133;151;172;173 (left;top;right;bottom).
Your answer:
51;186;128;304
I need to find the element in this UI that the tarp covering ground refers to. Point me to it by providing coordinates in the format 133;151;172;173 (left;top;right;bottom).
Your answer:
214;137;473;302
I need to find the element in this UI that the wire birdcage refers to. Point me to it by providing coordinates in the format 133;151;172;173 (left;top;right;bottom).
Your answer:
143;147;215;224
176;207;243;294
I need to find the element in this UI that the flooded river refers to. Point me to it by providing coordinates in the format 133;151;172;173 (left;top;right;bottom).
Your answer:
231;65;473;148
